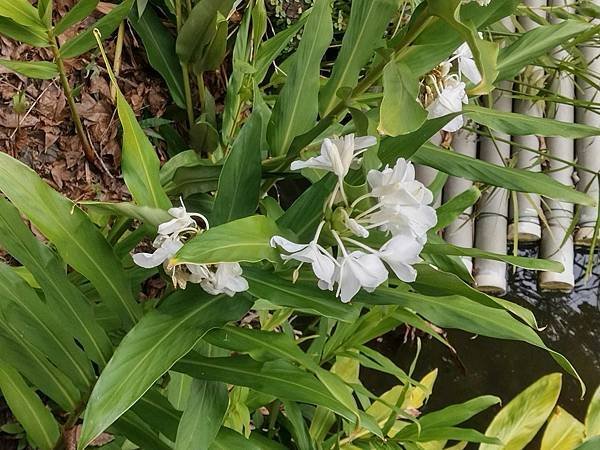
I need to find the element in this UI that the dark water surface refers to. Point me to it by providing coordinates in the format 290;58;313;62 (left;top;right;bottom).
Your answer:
365;247;600;433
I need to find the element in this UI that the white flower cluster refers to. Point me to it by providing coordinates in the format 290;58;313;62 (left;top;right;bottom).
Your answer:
271;135;436;303
132;203;248;297
425;40;482;132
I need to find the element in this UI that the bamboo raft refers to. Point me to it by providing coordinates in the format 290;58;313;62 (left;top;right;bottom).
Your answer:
434;1;599;295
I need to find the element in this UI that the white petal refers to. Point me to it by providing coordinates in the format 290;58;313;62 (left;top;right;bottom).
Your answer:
338;259;363;303
270;236;309;253
353;136;377;150
133;238;183;268
459;57;482;85
346;217;369;238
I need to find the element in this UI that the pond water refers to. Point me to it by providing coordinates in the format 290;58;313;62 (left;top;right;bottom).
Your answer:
366;246;600;434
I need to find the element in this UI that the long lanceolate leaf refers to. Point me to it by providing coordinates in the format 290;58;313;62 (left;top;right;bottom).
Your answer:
0;197;112;367
54;0;100;35
0;263;95;390
0;0;43;28
0;362;60;450
128;5;186;109
175;380;228;450
0;153;141;328
0;329;80;412
174;353;357;421
410;143;595;206
78;289;251;449
319;0;398;115
212;112;263;225
60;0;134;59
267;0;333;156
360;288;584;394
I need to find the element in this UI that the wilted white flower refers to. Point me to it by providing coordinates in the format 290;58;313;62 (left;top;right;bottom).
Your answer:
335;250;388;303
426;78;468;132
158;202;209;236
291;134;377;180
270;235;336;288
453;42;481;85
377;232;424;282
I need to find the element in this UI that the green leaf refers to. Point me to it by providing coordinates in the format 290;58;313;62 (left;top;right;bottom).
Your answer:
0;0;43;28
480;374;563;450
211;427;287;450
176;0;235;64
113;410;173;450
497;20;593;81
175;353;356;421
434;187;481;231
212;112;262;225
267;0;332;156
585;385;600;437
424;242;564;272
78;288;251;449
0;152;141;328
160;150;222;197
410;143;596;206
0;363;60;450
254;14;307;83
191;14;229;73
80;201;171;229
128;5;185;109
0;59;57;79
98;49;171;210
0;262;95;390
319;0;398;115
54;0;99;35
60;0;134;59
576;437;600;450
131;388;182;441
465;104;600;138
0;17;49;46
0;196;112;367
172;215;282;265
360;289;583;393
175;380;228;450
277;173;337;241
244;267;360;322
378;61;427;136
395;396;501;440
0;328;80;412
541;407;585;450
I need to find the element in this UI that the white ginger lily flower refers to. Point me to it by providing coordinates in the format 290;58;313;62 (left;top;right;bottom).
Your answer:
453;42;481;85
270;235;336;289
336;251;388;303
290;134;377;180
426;78;468;132
362;158;437;239
199;263;249;297
132;235;184;268
157;202;209;236
378;232;424;282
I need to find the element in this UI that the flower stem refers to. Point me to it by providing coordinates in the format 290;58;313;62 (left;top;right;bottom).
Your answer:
110;21;126;101
175;0;194;128
49;34;95;164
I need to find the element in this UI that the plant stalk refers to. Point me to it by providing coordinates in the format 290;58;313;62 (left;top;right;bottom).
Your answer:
49;34;96;164
175;0;195;128
110;21;126;101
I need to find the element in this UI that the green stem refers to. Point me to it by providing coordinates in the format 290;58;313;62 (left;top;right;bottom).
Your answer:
110;21;126;101
196;72;206;113
175;0;194;127
49;33;95;164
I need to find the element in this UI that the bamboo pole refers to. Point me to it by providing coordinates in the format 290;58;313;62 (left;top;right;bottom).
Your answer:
575;3;600;245
474;86;512;295
443;127;477;273
416;133;442;207
539;2;575;292
508;1;545;242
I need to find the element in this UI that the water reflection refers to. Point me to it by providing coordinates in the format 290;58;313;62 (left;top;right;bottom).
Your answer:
366;247;600;427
